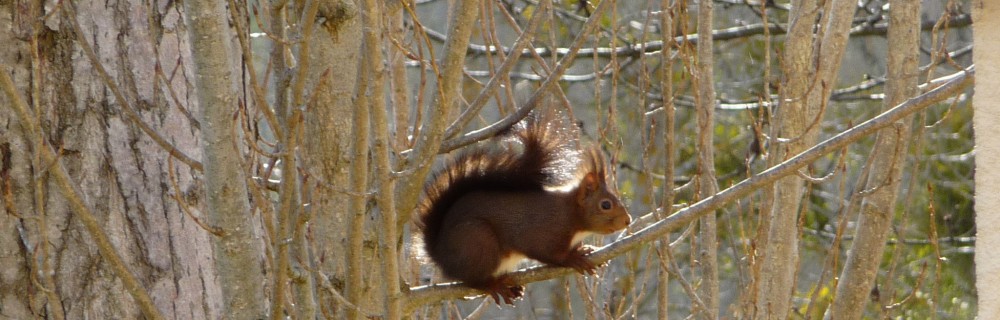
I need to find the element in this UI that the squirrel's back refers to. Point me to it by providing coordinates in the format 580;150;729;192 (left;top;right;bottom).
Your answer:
417;117;570;248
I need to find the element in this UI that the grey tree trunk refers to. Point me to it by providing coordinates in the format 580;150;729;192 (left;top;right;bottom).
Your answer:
298;5;361;318
826;0;921;318
1;1;220;319
974;0;999;317
753;0;821;314
694;0;719;317
183;1;266;318
755;0;858;317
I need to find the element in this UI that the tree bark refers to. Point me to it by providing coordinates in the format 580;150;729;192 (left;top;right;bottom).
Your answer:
183;1;265;318
2;1;222;319
826;0;921;318
694;0;719;317
756;0;858;317
974;0;1000;317
296;2;361;318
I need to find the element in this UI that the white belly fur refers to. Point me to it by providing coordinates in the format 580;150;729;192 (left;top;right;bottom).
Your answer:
493;252;527;276
491;232;595;277
571;231;595;246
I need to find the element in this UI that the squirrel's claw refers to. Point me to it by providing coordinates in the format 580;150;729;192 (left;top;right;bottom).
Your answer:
565;246;598;275
484;276;524;305
488;285;524;305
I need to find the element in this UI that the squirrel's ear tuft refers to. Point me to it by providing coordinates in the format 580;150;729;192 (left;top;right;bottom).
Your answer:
577;172;600;202
586;172;601;190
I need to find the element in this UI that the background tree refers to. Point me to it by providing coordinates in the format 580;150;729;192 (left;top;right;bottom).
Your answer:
0;0;980;319
974;0;999;319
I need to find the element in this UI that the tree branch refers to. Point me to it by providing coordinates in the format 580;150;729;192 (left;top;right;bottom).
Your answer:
436;0;614;153
405;66;974;311
182;0;265;317
442;0;549;139
414;13;971;59
395;0;483;226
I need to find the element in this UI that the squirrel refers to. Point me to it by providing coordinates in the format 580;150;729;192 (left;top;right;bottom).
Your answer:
417;111;632;305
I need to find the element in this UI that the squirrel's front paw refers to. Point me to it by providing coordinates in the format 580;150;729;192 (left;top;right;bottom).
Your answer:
565;246;598;275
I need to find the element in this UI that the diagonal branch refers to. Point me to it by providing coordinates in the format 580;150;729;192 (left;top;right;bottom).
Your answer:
405;66;974;311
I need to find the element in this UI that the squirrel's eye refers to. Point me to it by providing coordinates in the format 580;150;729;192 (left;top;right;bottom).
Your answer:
600;199;612;210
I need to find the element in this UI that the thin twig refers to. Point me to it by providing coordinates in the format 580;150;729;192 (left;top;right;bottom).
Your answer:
442;0;550;139
437;0;615;153
166;156;224;235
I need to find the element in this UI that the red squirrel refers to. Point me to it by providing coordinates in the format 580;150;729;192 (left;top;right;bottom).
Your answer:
417;112;631;305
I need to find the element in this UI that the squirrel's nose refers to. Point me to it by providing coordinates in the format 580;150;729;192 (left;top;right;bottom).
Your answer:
614;213;631;230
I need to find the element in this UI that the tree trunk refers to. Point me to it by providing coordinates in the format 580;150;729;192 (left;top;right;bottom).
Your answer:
974;0;1000;317
755;0;858;317
297;4;361;318
826;0;921;318
754;0;821;314
1;1;220;318
184;1;267;318
694;0;719;317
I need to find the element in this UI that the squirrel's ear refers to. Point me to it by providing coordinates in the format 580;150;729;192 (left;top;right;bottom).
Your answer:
576;172;599;202
578;172;600;198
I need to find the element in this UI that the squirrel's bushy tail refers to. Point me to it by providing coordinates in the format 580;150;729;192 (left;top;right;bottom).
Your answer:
417;112;575;249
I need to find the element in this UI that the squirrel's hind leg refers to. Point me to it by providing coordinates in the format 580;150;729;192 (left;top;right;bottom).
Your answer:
432;219;525;304
432;219;503;281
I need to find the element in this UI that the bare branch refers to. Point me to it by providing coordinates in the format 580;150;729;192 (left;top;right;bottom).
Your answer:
414;13;971;59
437;0;615;153
405;67;973;310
